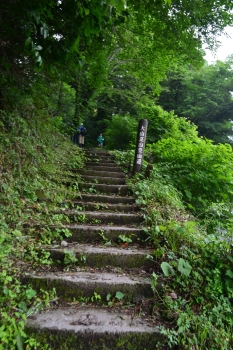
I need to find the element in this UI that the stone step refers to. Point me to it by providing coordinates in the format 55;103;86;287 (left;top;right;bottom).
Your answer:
76;193;136;204
79;183;130;196
86;157;115;163
85;149;111;155
71;201;139;212
85;165;123;172
85;153;112;158
86;153;114;158
62;224;147;243
46;243;154;269
81;175;125;185
23;148;159;349
58;210;143;225
85;162;120;168
73;166;123;173
26;306;162;350
23;270;153;302
79;169;125;178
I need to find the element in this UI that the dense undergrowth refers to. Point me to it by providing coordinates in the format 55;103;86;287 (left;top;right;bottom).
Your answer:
0;110;85;349
115;150;233;349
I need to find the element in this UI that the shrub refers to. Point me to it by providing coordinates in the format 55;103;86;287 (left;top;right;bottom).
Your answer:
104;114;137;150
146;138;233;216
137;104;199;143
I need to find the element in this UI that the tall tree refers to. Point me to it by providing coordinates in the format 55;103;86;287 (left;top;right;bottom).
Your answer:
1;0;233;86
158;59;233;143
0;0;124;108
1;0;233;130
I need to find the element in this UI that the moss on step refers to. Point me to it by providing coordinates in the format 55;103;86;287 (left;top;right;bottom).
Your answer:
22;274;153;302
26;326;164;350
48;248;153;269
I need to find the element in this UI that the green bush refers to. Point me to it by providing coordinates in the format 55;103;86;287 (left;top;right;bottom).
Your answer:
104;113;137;150
146;138;233;215
138;104;199;143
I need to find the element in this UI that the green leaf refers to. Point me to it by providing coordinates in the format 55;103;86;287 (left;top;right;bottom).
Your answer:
26;288;37;300
84;8;90;15
40;27;48;38
112;0;125;11
184;189;192;199
25;37;32;46
36;56;42;65
84;23;91;37
3;286;9;295
16;334;24;350
115;291;125;300
226;270;233;278
18;301;27;312
176;227;186;234
161;262;174;276
106;293;112;301
178;326;184;333
64;250;78;264
2;183;8;190
226;255;233;263
178;258;192;276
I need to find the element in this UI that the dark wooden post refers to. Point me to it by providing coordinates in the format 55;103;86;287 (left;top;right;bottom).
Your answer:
132;119;148;174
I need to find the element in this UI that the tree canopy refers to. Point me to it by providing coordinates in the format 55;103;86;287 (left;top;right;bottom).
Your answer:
1;0;233;106
1;0;233;145
158;59;233;143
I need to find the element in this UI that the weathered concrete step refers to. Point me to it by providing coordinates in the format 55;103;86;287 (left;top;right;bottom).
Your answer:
79;169;125;178
71;201;139;212
76;193;136;204
86;157;115;163
85;152;112;157
79;183;130;195
26;306;162;350
47;244;153;268
81;175;125;185
85;162;119;168
59;210;143;225
85;149;111;155
85;165;123;172
86;153;114;158
63;224;147;243
73;166;123;173
23;271;153;302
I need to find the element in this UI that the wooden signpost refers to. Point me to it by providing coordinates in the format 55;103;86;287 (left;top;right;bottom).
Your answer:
132;119;148;174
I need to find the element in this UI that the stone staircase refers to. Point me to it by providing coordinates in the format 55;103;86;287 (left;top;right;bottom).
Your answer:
25;149;162;349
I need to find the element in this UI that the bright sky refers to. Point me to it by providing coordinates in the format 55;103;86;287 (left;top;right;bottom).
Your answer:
204;27;233;63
